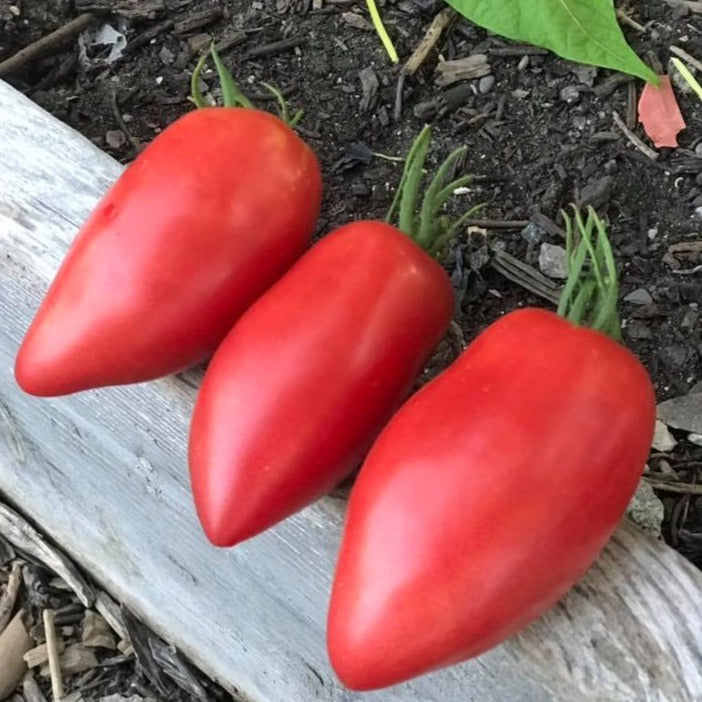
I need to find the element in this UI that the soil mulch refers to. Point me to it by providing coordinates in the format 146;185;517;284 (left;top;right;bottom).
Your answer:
1;0;701;699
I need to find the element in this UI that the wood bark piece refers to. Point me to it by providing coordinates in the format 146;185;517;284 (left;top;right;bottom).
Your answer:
74;0;165;19
0;562;22;632
405;7;455;75
22;675;48;702
23;639;67;668
82;610;117;650
435;54;491;87
0;14;95;77
2;78;702;701
0;504;94;608
39;644;98;678
0;611;32;699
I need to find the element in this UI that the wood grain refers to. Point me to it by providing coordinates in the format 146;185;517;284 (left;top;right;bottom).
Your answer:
1;79;701;702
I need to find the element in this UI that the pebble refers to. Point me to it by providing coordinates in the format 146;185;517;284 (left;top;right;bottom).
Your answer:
626;480;664;538
538;243;568;279
351;182;370;197
624;288;653;305
658;391;702;434
625;319;653;340
694;206;702;220
579;175;613;210
187;33;211;54
159;46;175;65
105;130;126;149
342;11;372;30
512;89;530;99
689;433;702;447
560;85;581;104
681;308;699;330
478;75;495;94
659;345;688;369
652;420;677;452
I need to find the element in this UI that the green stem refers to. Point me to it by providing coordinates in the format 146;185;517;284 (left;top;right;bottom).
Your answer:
557;205;622;341
366;0;399;64
385;126;477;260
190;45;301;127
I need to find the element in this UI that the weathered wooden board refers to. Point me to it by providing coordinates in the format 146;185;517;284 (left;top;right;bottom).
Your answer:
1;79;702;702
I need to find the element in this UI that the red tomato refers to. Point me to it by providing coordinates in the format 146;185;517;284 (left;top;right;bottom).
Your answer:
15;107;321;396
328;308;655;690
188;221;453;547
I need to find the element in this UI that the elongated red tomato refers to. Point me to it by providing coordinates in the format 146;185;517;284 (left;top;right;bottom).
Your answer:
188;221;453;547
15;107;321;396
328;308;655;690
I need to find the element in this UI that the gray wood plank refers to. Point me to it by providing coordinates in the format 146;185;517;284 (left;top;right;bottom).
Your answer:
1;79;701;702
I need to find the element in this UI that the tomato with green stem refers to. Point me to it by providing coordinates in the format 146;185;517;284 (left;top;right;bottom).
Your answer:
15;46;320;397
188;126;481;547
327;207;656;690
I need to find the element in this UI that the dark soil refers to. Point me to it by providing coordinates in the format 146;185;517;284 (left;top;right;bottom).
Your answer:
2;0;702;697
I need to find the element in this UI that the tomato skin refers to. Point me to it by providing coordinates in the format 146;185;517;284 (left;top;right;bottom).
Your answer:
328;308;656;690
188;220;454;547
15;107;321;396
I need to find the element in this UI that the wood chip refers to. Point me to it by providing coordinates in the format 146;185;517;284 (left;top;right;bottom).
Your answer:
0;562;22;633
22;674;48;702
435;54;491;87
173;7;223;34
612;110;659;161
405;7;455;75
0;502;94;607
23;639;66;668
0;610;32;699
95;592;129;642
82;610;117;650
490;248;562;304
74;0;165;19
40;644;98;678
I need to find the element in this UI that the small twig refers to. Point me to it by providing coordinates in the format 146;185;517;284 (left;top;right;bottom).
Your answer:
672;264;702;275
616;8;646;32
488;46;548;57
110;91;138;148
644;476;702;494
43;610;64;701
244;36;307;60
612;110;659;161
0;13;95;77
670;45;702;73
393;70;406;121
626;81;638;129
404;7;455;75
464;218;529;229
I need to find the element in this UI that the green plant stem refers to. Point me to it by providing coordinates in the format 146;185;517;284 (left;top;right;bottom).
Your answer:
190;45;302;127
385;126;478;261
557;206;622;341
366;0;399;64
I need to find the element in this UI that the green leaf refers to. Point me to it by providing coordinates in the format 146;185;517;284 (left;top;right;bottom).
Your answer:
444;0;658;83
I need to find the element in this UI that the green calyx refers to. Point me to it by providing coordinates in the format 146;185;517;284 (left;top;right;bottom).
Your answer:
557;206;622;341
190;44;302;127
386;125;483;260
